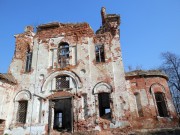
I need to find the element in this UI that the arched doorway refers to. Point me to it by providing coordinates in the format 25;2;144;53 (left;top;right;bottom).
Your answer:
43;71;82;133
48;74;76;132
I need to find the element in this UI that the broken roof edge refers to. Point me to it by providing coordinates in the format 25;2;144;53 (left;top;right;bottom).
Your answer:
125;70;168;80
0;73;17;84
37;22;93;31
37;22;60;29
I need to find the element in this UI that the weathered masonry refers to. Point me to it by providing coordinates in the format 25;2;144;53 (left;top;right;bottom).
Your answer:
0;7;178;135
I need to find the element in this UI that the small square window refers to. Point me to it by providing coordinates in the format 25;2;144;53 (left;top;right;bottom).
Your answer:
56;76;70;90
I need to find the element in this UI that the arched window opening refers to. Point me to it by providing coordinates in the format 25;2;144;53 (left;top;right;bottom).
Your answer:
134;93;143;117
58;43;69;68
14;90;31;124
98;93;111;119
155;92;168;117
25;47;32;72
16;100;28;124
95;45;105;63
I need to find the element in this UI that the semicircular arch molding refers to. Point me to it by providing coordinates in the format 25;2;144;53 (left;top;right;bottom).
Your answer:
41;70;82;92
149;83;166;94
57;39;71;46
93;82;112;94
14;90;32;102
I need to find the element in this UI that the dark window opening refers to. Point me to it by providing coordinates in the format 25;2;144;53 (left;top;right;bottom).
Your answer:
58;43;69;68
134;93;143;117
17;101;28;124
56;76;70;90
155;92;169;117
98;93;111;119
95;45;105;63
25;50;32;72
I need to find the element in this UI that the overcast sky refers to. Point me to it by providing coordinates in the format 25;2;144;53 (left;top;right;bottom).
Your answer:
0;0;180;73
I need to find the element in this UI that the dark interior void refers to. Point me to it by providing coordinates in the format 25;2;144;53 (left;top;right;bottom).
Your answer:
53;98;72;132
98;93;111;119
155;92;169;117
95;45;105;63
0;119;5;124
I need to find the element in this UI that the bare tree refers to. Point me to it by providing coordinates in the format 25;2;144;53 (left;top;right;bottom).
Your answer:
160;52;180;92
160;52;180;114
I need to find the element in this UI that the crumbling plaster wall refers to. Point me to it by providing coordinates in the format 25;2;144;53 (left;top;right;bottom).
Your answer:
0;80;15;128
5;11;129;133
5;27;47;135
34;20;128;130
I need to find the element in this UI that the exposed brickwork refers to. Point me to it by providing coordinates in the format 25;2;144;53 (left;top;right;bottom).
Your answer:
36;22;94;44
126;70;178;129
0;8;178;135
48;91;74;99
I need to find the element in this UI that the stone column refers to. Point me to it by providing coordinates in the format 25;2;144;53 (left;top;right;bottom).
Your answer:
94;94;99;124
109;94;115;122
48;101;55;134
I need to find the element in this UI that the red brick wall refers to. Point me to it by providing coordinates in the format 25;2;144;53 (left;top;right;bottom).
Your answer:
126;75;178;129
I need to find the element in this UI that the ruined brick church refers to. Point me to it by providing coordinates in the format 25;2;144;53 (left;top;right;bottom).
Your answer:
0;7;178;135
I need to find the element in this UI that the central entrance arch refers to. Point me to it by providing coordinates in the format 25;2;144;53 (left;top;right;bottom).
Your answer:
41;70;82;93
44;71;81;133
